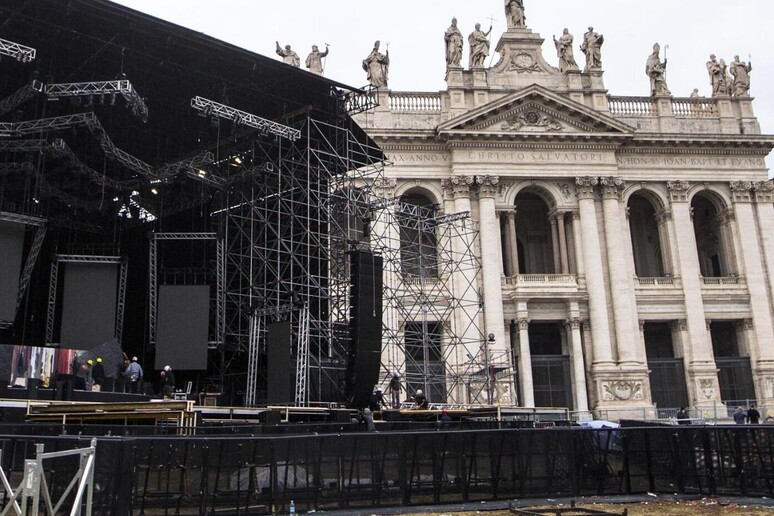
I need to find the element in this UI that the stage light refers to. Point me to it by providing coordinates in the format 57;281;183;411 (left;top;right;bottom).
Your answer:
151;188;158;195
113;196;119;202
197;169;207;177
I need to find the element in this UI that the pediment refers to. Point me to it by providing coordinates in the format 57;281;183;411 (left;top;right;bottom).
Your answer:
437;85;635;137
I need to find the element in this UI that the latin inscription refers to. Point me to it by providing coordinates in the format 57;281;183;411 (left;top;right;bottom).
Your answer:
617;156;765;168
466;151;607;163
388;154;450;164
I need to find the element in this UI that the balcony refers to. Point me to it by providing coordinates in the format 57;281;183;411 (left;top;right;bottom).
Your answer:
502;274;579;298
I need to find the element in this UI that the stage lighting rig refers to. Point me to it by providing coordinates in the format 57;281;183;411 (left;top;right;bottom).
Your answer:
44;80;149;121
190;96;301;141
0;37;36;63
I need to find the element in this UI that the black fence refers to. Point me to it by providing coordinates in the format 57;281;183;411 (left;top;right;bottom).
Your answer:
2;426;774;514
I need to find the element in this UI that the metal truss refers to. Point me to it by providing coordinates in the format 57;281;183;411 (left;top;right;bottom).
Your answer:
13;224;47;326
154;151;215;179
148;233;224;351
45;79;148;121
218;114;386;406
191;96;301;141
0;80;43;117
46;254;124;345
115;259;128;344
294;304;311;405
245;313;262;407
0;210;45;226
341;85;379;116
0;139;48;153
50;138;140;190
0;112;154;177
0;37;36;62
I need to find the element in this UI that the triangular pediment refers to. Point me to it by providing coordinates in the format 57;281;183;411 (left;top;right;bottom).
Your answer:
437;85;635;137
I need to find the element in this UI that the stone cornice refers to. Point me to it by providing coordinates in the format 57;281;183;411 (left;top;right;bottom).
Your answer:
445;140;621;151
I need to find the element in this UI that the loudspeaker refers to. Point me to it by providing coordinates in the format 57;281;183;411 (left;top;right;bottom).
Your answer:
347;251;384;408
266;320;292;404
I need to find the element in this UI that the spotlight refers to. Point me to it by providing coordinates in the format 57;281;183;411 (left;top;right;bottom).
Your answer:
113;196;119;202
233;155;243;165
151;188;158;195
197;169;207;177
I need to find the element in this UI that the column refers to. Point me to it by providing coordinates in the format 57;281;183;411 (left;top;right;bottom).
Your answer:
575;177;615;368
600;177;643;368
507;210;520;276
516;317;534;407
550;216;561;273
731;182;774;388
477;176;506;349
754;181;774;346
566;317;590;413
667;181;721;408
500;212;513;277
655;209;674;275
570;212;585;279
556;211;570;274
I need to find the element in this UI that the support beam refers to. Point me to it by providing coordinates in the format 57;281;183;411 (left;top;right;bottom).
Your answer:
0;37;36;62
45;79;148;121
191;96;301;141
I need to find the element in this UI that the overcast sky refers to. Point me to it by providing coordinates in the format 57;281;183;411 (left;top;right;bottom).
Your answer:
114;0;774;165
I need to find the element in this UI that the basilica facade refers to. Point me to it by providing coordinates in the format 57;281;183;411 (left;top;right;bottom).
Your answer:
355;12;774;418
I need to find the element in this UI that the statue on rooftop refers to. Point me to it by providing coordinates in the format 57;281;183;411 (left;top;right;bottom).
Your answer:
305;44;329;75
553;29;579;74
580;27;603;72
468;23;492;68
706;54;727;96
363;40;390;88
645;43;670;96
730;55;752;97
445;18;464;68
275;42;300;68
504;0;526;29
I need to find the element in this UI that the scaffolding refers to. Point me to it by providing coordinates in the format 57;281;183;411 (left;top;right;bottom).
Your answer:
371;199;501;405
217;112;385;405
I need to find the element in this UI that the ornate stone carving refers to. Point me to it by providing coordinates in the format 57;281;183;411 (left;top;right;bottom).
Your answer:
275;42;300;67
580;27;603;72
373;178;397;193
505;52;542;74
698;378;715;400
753;181;774;203
468;23;492;68
477;175;500;197
707;54;728;97
555;182;573;200
654;209;673;225
305;45;329;75
444;18;463;68
516;319;530;330
768;378;774;399
667;181;690;202
442;176;475;198
363;40;389;88
599;176;625;200
504;0;526;29
575;176;598;200
602;380;643;401
553;29;579;74
743;319;754;330
646;43;670;96
673;319;688;332
730;181;753;203
501;110;563;131
730;55;752;97
566;318;581;330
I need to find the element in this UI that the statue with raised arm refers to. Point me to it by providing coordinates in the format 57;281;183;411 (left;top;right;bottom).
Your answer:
730;55;751;97
580;27;603;72
275;42;300;68
468;23;492;68
305;44;329;75
646;43;670;96
363;40;389;88
553;29;578;74
706;54;727;96
445;18;464;68
504;0;526;28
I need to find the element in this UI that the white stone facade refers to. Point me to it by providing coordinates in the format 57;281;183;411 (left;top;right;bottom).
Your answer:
355;22;774;418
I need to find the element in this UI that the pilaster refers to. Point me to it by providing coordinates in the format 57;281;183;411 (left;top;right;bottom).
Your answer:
516;317;534;408
477;175;507;353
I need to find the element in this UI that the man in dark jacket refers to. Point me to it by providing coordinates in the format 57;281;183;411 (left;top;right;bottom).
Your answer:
91;357;105;391
748;403;761;424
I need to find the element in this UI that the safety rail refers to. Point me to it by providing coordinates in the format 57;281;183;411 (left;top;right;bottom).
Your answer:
0;438;97;516
389;92;442;112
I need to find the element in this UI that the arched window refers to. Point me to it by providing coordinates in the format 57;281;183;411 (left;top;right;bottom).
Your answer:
398;191;438;277
512;192;555;274
691;194;728;277
628;193;665;277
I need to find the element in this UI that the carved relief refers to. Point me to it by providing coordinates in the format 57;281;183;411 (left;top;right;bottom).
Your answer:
441;176;475;198
699;379;715;400
503;52;542;74
516;319;530;330
565;318;581;330
555;183;573;200
599;176;625;200
769;378;774;399
373;178;397;194
602;381;643;401
667;180;690;202
753;181;774;203
501;110;564;131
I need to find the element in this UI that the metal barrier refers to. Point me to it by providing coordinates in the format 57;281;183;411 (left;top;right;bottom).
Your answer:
2;427;774;514
0;438;96;515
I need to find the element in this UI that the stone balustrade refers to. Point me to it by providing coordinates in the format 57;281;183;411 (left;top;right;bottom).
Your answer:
503;274;577;285
634;276;676;286
671;98;719;118
608;96;655;117
701;275;742;286
388;92;442;112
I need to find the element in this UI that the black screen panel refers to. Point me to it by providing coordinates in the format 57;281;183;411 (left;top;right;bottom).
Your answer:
60;263;118;349
0;221;25;321
266;320;292;404
155;285;209;370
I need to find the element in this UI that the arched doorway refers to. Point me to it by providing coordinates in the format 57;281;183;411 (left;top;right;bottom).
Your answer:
691;194;730;277
628;193;666;277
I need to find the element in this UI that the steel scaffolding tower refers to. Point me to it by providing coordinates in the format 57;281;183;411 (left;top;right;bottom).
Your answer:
218;112;385;405
371;199;507;405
